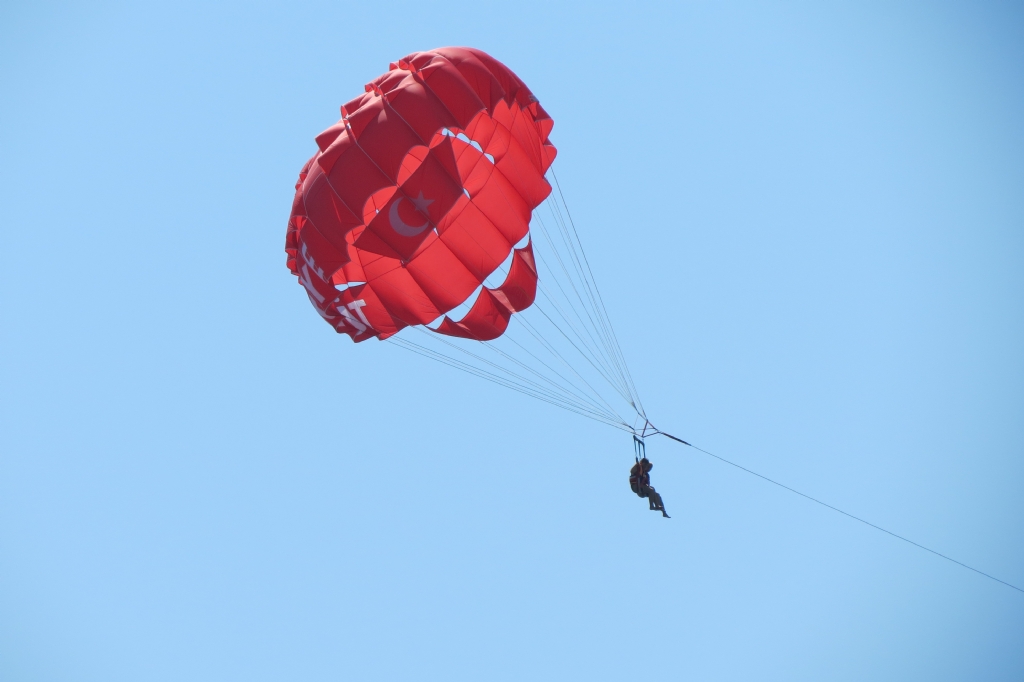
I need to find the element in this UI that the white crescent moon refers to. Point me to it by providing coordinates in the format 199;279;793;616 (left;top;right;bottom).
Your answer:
389;198;431;237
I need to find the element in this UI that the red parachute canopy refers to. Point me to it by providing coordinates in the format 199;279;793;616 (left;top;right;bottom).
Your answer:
286;47;557;342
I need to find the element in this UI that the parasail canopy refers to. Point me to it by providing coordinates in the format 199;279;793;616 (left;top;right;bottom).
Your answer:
287;47;649;434
286;47;556;343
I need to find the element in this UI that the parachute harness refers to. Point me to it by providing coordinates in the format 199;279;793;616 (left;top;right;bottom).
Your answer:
633;434;646;462
633;435;648;497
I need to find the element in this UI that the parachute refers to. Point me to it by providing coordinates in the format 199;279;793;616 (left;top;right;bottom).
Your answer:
286;47;554;342
286;47;649;434
284;60;1024;567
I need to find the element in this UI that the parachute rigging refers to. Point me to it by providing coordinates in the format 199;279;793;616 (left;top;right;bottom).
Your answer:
386;169;649;434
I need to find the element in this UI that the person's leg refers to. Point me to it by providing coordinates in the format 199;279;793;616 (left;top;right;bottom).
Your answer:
647;489;669;517
642;485;658;509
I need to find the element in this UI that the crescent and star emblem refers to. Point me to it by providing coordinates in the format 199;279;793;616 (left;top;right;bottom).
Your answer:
389;192;434;237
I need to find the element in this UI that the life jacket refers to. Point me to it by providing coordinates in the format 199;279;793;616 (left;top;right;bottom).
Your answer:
629;462;650;496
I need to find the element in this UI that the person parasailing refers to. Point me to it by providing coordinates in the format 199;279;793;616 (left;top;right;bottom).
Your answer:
630;437;669;518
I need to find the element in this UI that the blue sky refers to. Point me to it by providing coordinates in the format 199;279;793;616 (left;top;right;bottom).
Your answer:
2;1;1022;680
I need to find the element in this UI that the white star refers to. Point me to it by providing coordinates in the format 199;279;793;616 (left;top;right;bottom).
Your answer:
410;191;434;214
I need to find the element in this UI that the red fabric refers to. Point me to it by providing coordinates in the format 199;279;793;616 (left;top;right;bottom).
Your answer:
286;47;555;342
431;241;538;341
491;239;538;312
433;289;512;341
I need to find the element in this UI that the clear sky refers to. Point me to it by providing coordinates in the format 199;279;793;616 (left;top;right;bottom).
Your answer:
2;1;1022;680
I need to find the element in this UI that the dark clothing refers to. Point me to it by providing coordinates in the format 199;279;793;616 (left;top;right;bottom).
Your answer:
629;459;669;517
